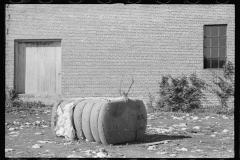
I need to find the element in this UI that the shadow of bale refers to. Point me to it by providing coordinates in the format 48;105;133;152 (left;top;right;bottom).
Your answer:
115;133;192;145
139;133;191;143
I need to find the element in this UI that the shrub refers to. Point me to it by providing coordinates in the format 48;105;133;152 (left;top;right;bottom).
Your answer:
146;92;155;110
156;73;209;112
5;87;18;110
210;61;235;112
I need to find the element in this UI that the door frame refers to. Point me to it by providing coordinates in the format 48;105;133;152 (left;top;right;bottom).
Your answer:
14;39;62;95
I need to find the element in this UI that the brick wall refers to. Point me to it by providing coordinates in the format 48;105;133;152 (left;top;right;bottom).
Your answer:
5;4;235;106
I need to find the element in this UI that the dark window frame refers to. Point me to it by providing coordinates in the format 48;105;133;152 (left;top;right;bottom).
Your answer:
203;24;227;69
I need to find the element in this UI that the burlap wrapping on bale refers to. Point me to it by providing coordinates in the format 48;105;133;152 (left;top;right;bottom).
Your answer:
73;97;147;145
97;98;147;145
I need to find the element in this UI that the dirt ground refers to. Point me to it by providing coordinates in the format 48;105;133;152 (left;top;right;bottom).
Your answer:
5;105;235;158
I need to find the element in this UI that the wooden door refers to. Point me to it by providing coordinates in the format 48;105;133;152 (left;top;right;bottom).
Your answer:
15;41;61;95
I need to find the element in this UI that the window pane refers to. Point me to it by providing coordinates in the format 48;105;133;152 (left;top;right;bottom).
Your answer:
220;37;226;47
204;38;211;47
212;38;218;47
211;48;218;57
219;26;226;36
219;48;226;57
211;58;219;68
219;58;226;68
211;26;219;37
204;48;211;57
204;26;211;37
204;57;211;69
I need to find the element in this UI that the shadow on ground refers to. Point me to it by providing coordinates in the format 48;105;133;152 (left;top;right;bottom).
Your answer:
116;133;192;145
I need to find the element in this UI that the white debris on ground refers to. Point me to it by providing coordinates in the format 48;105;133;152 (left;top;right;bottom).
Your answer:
172;123;187;127
196;149;204;152
223;129;229;133
191;116;199;120
175;147;188;151
162;140;171;144
9;131;19;137
63;142;72;145
148;122;191;135
156;151;167;155
148;126;174;134
9;131;19;135
147;114;155;120
181;128;188;131
37;140;53;144
93;148;109;158
202;116;210;120
54;102;76;140
13;121;20;125
67;154;85;158
193;126;201;130
169;153;177;157
8;128;15;131
34;132;43;135
43;110;51;114
188;155;195;158
172;116;184;120
170;114;201;121
31;144;41;148
148;145;157;150
84;150;96;156
222;115;229;119
95;151;107;158
5;148;14;152
35;121;41;124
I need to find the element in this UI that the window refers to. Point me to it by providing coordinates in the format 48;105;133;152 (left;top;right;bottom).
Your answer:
203;25;227;69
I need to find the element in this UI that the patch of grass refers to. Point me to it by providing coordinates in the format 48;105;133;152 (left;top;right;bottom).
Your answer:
210;106;234;116
5;87;53;113
146;93;156;111
6;100;52;113
14;100;50;108
147;96;234;116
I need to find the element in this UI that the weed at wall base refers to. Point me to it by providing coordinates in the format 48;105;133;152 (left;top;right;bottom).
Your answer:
210;61;235;112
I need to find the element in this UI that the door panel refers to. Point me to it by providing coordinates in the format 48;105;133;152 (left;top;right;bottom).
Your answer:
16;42;26;93
55;46;62;94
15;41;61;94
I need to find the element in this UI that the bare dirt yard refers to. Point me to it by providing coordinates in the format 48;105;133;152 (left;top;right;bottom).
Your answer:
5;104;235;158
